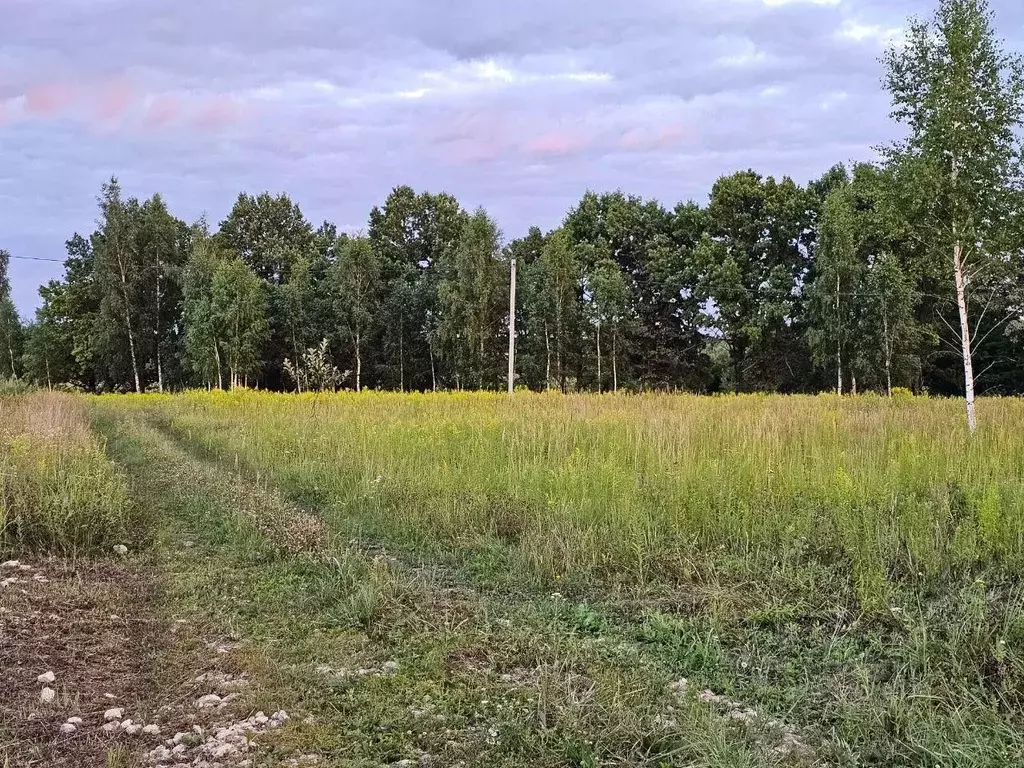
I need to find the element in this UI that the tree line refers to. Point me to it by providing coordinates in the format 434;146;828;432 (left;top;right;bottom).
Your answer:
1;0;1022;416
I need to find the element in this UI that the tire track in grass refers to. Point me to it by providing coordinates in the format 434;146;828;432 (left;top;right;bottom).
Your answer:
90;402;835;768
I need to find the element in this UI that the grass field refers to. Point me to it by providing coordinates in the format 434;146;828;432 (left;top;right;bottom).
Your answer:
129;390;1024;602
4;390;1024;766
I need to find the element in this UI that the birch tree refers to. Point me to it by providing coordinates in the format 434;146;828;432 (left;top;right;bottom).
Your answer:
330;236;381;392
93;179;144;393
438;209;506;389
884;0;1024;430
210;257;268;389
587;256;631;393
806;184;864;394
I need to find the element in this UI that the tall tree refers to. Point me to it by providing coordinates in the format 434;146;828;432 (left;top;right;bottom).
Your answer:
806;182;863;394
693;171;814;391
330;237;381;392
370;187;466;390
0;248;9;300
533;229;582;392
279;255;319;383
587;256;631;393
217;192;315;390
183;223;228;389
92;179;145;392
438;209;506;389
30;235;101;389
884;0;1024;430
861;253;923;396
0;296;21;379
217;192;313;284
506;227;549;389
0;249;18;379
137;194;189;392
210;258;269;389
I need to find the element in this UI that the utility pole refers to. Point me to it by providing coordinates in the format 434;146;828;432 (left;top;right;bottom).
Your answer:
508;257;517;394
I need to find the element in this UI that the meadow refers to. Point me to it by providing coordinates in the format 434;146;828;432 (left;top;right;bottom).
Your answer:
4;390;1024;767
128;390;1024;605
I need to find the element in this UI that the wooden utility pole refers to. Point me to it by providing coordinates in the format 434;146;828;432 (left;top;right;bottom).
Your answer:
507;258;517;394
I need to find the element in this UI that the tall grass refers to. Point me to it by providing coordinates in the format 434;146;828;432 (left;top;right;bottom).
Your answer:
113;390;1024;604
0;392;131;554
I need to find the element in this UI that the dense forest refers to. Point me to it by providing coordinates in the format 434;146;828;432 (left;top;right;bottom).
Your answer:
1;0;1022;399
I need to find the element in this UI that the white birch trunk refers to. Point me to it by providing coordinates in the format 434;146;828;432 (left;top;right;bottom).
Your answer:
953;240;977;432
355;330;362;392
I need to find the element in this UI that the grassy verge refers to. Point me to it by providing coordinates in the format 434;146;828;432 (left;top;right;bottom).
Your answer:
0;392;133;555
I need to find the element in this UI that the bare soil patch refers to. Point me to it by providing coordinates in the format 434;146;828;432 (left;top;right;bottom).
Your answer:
0;558;201;767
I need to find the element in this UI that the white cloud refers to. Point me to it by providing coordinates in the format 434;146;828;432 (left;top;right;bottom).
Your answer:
838;20;905;46
716;40;770;68
394;58;612;100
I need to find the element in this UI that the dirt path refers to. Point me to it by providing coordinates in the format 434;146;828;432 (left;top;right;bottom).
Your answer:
0;557;189;767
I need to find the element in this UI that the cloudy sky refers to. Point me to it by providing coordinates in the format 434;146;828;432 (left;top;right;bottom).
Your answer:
1;0;1021;312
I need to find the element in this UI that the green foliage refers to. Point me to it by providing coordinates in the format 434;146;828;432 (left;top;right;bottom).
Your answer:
283;338;346;393
438;208;507;389
692;171;816;391
884;0;1024;423
329;237;381;392
210;257;269;387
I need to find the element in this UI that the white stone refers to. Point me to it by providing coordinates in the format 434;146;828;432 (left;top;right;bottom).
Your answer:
381;661;400;673
101;721;120;733
59;722;77;734
113;544;129;556
40;687;56;703
0;560;19;568
269;710;289;727
211;743;239;759
66;717;83;725
148;745;172;761
124;723;142;735
142;724;161;735
37;670;56;684
104;707;124;721
195;693;222;709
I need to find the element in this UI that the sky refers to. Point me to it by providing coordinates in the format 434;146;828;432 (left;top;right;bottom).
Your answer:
1;0;1022;314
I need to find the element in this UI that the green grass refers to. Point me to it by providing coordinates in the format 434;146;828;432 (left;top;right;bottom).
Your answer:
91;404;793;767
107;390;1024;605
80;390;1024;766
0;392;132;554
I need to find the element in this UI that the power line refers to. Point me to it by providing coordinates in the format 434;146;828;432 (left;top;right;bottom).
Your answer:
8;255;64;264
